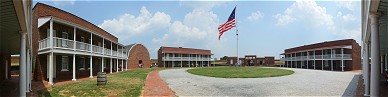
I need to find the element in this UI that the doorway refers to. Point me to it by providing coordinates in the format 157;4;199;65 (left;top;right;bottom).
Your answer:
139;60;143;68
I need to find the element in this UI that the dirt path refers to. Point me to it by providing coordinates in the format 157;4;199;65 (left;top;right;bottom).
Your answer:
142;70;174;96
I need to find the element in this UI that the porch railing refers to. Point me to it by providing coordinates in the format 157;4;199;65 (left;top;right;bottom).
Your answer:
39;37;127;58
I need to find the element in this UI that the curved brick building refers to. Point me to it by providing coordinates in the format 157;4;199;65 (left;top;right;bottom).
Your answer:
281;39;361;71
125;44;151;69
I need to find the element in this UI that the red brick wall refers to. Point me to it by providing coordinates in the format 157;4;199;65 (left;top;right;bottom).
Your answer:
158;49;163;67
285;39;355;53
352;41;361;70
127;44;151;69
226;57;237;65
33;3;118;42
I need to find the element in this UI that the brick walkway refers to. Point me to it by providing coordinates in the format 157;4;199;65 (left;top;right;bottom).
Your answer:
142;70;174;96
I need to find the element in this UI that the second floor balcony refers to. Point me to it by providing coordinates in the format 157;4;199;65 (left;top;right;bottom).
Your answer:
162;56;211;61
38;37;127;59
281;54;352;61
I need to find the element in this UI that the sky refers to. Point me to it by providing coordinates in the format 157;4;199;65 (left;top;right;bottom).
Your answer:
33;0;361;59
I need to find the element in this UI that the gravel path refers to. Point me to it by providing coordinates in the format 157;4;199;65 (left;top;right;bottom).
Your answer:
159;67;359;96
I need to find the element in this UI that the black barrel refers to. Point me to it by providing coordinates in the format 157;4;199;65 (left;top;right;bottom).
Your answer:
97;72;107;86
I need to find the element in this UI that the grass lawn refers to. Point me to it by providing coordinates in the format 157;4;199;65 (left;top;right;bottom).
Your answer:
187;66;294;78
11;62;19;66
37;68;165;97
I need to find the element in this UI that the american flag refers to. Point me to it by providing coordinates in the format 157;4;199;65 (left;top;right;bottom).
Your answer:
218;7;236;40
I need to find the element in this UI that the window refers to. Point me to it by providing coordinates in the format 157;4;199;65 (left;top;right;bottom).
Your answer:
46;29;57;38
230;60;233;65
62;32;68;47
61;56;69;71
79;57;85;70
80;37;85;49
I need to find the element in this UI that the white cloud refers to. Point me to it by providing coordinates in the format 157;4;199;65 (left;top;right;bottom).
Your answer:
52;0;75;6
334;12;361;42
247;11;264;21
274;0;361;43
337;1;355;11
273;0;333;27
152;7;233;58
179;1;229;11
98;6;171;41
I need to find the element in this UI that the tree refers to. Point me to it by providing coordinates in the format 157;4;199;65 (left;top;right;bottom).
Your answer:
220;56;228;60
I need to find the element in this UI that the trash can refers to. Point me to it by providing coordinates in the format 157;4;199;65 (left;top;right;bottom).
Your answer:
97;72;106;86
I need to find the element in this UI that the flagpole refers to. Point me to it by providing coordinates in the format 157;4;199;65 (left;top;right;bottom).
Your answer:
235;5;239;66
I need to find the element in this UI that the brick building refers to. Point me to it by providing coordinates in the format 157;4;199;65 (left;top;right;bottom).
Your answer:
150;59;158;67
226;55;275;66
158;47;212;67
125;43;150;69
280;39;361;71
31;3;147;85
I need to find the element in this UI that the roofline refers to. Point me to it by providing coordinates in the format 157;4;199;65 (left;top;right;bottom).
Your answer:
160;46;211;51
284;39;356;51
33;2;118;41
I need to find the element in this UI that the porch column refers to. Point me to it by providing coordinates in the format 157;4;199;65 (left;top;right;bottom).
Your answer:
48;18;54;85
89;31;93;78
102;57;104;72
369;13;380;96
307;52;309;69
110;58;112;73
121;46;124;71
300;52;302;68
72;27;76;81
102;39;104;72
172;53;175;68
116;59;118;72
196;54;198;67
164;53;166;68
72;54;76;81
110;42;112;73
209;55;210;67
116;45;119;71
189;54;191;67
314;50;316;70
20;32;27;96
89;56;93;78
341;48;344;71
331;49;333;71
364;43;370;96
322;50;324;70
181;53;182;67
